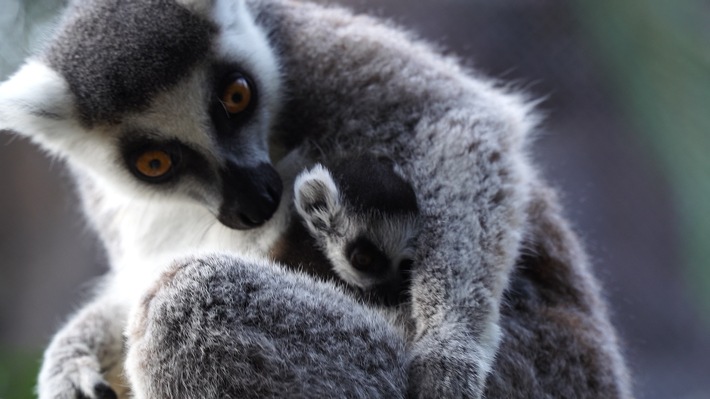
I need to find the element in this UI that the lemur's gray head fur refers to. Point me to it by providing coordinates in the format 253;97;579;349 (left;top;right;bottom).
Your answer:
0;0;282;230
294;156;420;304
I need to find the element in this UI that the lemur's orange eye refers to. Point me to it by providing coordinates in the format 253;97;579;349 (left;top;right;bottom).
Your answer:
135;150;173;178
221;77;252;114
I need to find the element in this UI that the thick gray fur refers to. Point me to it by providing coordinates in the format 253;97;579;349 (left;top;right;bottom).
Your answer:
47;0;215;126
0;0;632;398
126;255;408;399
486;185;631;397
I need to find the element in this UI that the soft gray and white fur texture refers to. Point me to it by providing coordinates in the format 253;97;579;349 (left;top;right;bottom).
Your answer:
0;0;632;398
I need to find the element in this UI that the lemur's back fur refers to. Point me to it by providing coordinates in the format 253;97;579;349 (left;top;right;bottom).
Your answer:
486;185;630;397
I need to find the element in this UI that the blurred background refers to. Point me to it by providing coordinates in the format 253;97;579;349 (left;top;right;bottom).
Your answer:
1;0;709;398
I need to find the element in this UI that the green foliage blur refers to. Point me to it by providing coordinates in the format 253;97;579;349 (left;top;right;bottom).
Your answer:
0;349;41;399
575;0;710;316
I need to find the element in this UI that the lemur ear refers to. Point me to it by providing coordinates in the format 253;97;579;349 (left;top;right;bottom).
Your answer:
294;164;342;231
0;60;78;154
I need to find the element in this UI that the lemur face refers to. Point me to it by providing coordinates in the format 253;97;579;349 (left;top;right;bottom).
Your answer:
0;0;282;230
294;157;419;304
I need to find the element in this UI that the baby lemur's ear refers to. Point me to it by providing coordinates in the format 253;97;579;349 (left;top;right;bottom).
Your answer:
294;164;344;234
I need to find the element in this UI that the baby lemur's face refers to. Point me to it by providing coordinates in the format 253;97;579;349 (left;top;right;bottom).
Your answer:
294;157;419;304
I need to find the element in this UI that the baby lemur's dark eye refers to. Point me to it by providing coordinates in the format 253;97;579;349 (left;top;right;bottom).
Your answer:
347;236;389;274
221;75;252;114
134;150;173;180
352;250;373;268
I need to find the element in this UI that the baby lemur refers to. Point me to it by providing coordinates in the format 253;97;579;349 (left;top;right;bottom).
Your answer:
272;155;420;306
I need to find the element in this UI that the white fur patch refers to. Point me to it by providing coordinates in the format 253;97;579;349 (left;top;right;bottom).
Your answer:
294;164;341;219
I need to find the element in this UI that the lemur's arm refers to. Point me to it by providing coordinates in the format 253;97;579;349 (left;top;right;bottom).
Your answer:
282;113;531;398
38;290;126;399
399;104;532;398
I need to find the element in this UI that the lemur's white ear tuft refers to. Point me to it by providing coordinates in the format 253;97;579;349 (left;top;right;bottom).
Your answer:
294;164;341;225
0;60;78;153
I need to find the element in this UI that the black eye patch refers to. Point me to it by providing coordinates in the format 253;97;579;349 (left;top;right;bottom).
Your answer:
345;236;390;276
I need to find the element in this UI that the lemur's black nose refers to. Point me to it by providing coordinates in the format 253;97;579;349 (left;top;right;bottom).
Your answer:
218;162;283;230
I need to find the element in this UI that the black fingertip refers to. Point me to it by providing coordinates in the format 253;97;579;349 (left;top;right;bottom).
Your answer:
94;383;118;399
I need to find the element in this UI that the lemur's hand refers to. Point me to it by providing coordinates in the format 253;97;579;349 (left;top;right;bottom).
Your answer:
37;295;125;399
407;331;486;399
38;347;117;399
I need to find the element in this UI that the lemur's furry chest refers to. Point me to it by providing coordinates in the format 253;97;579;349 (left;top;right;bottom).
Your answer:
75;170;290;304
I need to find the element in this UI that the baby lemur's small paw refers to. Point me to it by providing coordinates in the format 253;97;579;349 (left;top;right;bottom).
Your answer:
38;359;117;399
294;164;343;233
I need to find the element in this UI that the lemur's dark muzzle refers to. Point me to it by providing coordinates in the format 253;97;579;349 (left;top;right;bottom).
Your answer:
218;162;283;230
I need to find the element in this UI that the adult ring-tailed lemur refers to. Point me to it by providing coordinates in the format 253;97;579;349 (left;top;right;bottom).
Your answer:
0;0;632;398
